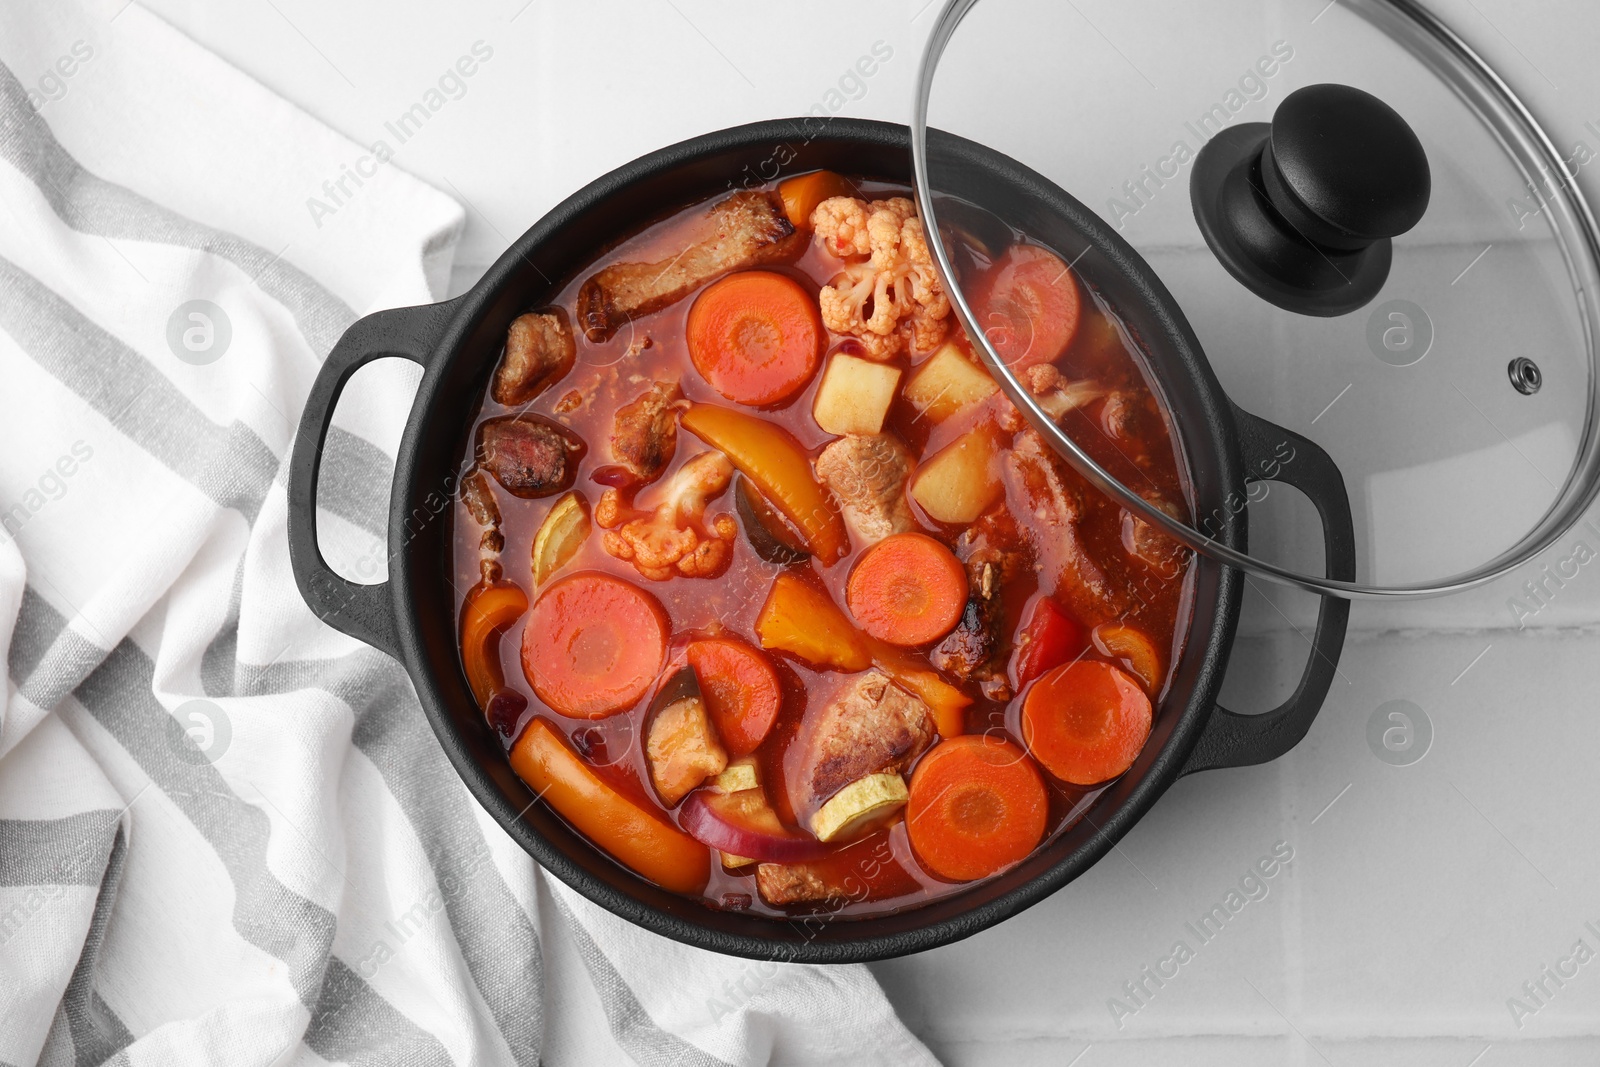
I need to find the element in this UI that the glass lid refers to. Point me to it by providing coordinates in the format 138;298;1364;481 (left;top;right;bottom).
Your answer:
911;0;1600;597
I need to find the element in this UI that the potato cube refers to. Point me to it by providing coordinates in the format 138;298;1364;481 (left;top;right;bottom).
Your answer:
646;674;728;807
710;756;760;794
910;425;1003;524
904;343;998;422
812;353;902;436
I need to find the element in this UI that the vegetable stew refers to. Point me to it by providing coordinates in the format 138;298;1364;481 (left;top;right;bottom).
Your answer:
451;173;1195;919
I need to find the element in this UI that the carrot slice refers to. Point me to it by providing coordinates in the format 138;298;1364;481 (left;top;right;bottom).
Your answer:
778;170;857;228
460;580;529;708
974;244;1082;372
688;271;822;406
510;717;710;894
522;572;667;718
685;636;782;757
681;403;848;562
846;533;968;646
906;735;1047;882
1022;660;1152;785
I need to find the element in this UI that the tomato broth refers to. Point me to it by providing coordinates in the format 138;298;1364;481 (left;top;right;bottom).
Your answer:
451;174;1194;920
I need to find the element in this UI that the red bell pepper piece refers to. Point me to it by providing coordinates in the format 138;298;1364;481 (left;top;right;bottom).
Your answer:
1011;596;1087;688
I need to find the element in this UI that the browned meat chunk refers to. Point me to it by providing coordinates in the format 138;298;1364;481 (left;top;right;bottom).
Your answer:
756;863;845;907
1026;364;1107;422
475;415;586;499
814;434;914;545
460;467;501;530
1008;430;1084;526
1101;391;1143;441
1006;429;1132;626
459;468;505;583
611;381;685;483
932;578;1001;685
1123;495;1188;577
646;668;727;806
576;191;801;341
1000;367;1108;432
755;847;917;907
934;509;1027;697
492;310;575;406
796;670;933;813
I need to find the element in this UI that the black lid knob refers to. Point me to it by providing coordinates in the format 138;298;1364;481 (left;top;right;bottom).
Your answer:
1190;82;1431;316
1268;84;1431;247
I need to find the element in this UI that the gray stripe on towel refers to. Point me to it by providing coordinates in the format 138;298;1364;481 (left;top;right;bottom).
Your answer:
241;650;545;1065
69;629;337;1008
0;62;355;357
0;810;121;887
0;254;278;523
304;958;454;1067
0;253;393;539
550;889;736;1067
55;827;134;1067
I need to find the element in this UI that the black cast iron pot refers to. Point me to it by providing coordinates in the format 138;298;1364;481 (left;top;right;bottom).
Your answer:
286;118;1354;963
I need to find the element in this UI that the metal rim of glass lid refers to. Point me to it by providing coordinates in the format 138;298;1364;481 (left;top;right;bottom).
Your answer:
910;0;1600;599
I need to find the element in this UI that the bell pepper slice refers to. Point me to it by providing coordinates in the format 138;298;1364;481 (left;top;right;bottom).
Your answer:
510;717;711;895
681;403;849;562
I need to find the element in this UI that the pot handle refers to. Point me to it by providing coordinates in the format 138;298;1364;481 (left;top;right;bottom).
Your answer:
286;301;456;660
1179;404;1355;775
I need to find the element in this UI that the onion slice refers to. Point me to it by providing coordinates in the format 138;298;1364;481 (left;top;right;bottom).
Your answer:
679;788;831;864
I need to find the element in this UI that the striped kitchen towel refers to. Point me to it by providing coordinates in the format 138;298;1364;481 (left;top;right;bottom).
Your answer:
0;4;939;1065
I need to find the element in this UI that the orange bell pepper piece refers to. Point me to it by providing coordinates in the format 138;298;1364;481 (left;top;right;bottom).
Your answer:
509;718;710;895
755;572;969;737
681;403;849;563
756;572;872;672
777;170;858;229
460;580;529;708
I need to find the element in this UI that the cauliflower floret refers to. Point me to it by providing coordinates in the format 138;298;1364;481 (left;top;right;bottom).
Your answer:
1027;363;1107;421
896;214;950;318
812;197;872;258
811;197;950;360
598;450;737;580
998;365;1109;432
812;196;916;261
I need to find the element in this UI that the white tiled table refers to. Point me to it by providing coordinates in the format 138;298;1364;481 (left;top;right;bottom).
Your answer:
143;1;1600;1061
